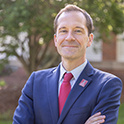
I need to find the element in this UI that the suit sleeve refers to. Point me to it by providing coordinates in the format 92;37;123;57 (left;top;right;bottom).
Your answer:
91;77;123;124
13;72;35;124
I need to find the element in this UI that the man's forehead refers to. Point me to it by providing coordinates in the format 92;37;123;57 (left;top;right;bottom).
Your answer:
59;11;85;19
57;11;86;28
57;11;86;25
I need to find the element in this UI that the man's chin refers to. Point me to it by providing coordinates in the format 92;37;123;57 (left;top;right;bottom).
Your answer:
62;55;76;60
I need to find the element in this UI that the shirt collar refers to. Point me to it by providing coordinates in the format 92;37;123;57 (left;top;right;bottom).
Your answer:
59;60;87;81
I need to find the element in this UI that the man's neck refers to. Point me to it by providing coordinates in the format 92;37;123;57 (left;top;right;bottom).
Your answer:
62;57;86;71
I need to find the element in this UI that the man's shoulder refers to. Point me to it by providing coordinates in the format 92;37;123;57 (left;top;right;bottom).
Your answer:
93;67;121;82
86;61;119;79
33;66;58;76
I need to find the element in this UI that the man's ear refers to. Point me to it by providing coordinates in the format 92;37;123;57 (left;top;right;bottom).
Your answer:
87;33;93;47
54;34;57;47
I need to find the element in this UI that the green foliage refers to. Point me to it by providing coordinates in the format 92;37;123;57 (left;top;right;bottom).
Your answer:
76;0;124;37
0;0;60;74
0;121;12;124
0;111;12;120
118;103;124;124
0;59;8;72
0;80;6;87
0;0;55;40
0;110;13;124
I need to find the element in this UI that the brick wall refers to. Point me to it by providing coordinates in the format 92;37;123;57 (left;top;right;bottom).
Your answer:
102;33;117;61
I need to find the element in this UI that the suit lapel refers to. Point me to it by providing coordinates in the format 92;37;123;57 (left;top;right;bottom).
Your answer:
58;61;94;124
47;65;60;124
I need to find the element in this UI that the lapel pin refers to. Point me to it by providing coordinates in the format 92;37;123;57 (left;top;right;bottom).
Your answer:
79;79;88;87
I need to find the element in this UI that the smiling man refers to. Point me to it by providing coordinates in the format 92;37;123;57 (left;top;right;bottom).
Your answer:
54;10;93;71
13;4;122;124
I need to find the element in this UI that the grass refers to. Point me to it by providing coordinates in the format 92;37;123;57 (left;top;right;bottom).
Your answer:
0;111;12;124
117;103;124;124
0;121;12;124
0;103;124;124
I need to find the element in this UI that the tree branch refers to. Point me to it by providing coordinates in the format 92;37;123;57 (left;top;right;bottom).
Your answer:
36;41;51;66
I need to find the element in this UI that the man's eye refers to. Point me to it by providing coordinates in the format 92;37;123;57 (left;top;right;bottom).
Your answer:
60;30;67;33
75;30;82;33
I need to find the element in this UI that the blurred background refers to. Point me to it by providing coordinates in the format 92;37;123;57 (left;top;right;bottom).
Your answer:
0;0;124;123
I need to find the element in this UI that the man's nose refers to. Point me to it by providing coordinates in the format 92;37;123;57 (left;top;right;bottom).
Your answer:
65;31;75;41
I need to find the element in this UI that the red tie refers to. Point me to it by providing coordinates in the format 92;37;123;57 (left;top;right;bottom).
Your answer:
59;73;73;116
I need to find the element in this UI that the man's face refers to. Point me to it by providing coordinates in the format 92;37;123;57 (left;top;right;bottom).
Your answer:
54;11;93;62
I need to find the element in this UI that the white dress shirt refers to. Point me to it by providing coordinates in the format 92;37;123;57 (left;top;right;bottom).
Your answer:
58;60;87;95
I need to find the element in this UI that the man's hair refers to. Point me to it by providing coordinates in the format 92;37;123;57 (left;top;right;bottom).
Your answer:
54;4;94;35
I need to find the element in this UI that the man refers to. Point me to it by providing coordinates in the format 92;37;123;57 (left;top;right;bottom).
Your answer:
13;4;122;124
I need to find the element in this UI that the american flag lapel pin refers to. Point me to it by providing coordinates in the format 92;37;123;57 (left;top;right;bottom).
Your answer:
79;79;88;87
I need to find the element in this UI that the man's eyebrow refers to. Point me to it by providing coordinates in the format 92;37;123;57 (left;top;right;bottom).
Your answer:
58;27;66;30
75;26;85;30
58;26;85;31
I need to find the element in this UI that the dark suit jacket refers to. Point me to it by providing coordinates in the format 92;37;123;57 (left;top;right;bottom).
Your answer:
13;61;122;124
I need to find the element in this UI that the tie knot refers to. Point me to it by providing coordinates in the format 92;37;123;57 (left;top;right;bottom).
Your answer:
63;73;73;82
